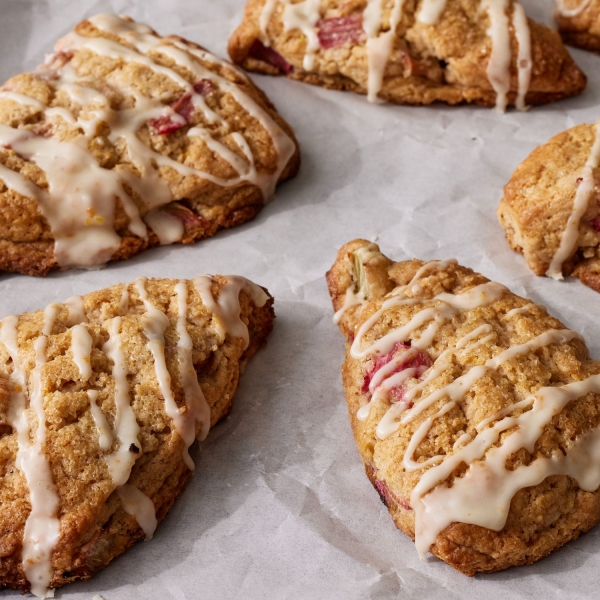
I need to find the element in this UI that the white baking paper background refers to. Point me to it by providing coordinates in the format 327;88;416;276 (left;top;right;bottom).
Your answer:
1;0;600;598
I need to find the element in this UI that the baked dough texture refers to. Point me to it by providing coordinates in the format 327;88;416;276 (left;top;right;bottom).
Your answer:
556;0;600;52
229;0;586;109
0;275;274;595
327;239;600;575
497;122;600;292
0;14;300;276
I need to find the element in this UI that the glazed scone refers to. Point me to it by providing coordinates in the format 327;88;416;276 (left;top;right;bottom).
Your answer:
497;122;600;291
556;0;600;52
0;275;274;596
327;239;600;575
0;13;300;276
229;0;586;110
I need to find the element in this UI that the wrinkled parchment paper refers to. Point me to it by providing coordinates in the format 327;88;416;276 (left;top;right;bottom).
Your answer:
2;0;600;598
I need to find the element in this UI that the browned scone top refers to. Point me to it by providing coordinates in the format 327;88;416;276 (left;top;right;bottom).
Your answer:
0;13;300;277
229;0;586;109
498;122;600;292
0;275;274;595
556;0;600;52
327;239;600;575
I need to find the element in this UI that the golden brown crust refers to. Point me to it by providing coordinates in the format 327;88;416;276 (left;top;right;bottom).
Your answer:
556;0;600;53
0;276;274;592
497;123;600;290
0;15;301;276
229;0;586;107
327;239;600;575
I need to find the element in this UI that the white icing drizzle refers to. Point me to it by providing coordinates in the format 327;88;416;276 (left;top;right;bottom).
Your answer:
414;372;600;557
87;390;113;451
71;324;92;381
281;0;322;70
417;0;531;112
135;278;194;469
0;124;125;267
390;259;458;297
0;91;44;108
482;0;511;112
547;121;600;279
193;275;269;349
512;3;531;111
333;285;364;324
175;281;211;445
364;0;406;102
117;484;158;540
143;209;184;246
64;295;87;326
381;327;581;440
418;0;449;24
351;262;600;559
0;13;295;266
351;280;507;360
119;285;130;316
102;316;140;486
0;311;61;599
556;0;590;17
505;302;536;317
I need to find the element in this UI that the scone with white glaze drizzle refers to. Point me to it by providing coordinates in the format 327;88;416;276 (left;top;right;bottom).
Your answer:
229;0;586;110
0;274;274;596
498;122;600;292
555;0;600;52
0;13;300;276
327;239;600;575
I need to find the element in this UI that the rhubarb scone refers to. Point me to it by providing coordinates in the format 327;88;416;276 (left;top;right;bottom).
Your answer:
497;122;600;292
0;275;274;596
0;14;300;276
556;0;600;52
229;0;586;110
327;239;600;575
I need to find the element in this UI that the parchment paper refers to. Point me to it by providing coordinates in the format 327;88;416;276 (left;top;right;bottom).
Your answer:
1;0;600;598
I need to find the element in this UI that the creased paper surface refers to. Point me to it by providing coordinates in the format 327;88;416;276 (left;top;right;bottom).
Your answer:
1;0;600;598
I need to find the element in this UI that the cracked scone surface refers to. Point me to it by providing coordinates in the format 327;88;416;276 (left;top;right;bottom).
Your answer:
229;0;586;108
0;13;300;276
327;239;600;575
556;0;600;52
0;275;274;594
498;122;600;292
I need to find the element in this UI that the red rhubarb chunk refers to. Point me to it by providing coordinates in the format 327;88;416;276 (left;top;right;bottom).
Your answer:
362;342;432;393
249;40;293;74
193;79;215;96
591;216;600;232
147;114;186;135
165;203;211;231
316;14;364;49
171;92;194;122
373;478;412;511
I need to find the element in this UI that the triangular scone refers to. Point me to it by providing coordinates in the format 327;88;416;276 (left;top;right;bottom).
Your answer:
229;0;586;109
498;122;600;292
0;275;274;596
327;239;600;575
0;14;300;276
556;0;600;52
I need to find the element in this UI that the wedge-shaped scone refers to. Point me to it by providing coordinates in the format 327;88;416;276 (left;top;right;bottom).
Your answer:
327;239;600;575
498;121;600;292
556;0;600;52
229;0;586;110
0;14;300;276
0;275;274;596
